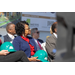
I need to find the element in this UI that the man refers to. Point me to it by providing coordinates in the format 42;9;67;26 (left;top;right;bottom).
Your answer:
31;28;44;50
46;22;57;61
12;21;40;61
4;23;16;43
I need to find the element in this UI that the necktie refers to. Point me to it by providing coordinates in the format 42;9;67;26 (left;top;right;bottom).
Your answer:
37;40;43;50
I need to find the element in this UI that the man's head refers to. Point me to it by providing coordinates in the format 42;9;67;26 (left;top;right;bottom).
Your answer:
6;23;16;35
52;22;58;34
31;28;40;39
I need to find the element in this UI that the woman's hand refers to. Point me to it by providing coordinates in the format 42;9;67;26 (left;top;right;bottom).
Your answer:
28;57;40;62
0;50;10;55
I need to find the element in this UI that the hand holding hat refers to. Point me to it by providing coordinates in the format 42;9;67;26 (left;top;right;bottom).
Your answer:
0;50;10;55
0;42;16;52
33;50;49;62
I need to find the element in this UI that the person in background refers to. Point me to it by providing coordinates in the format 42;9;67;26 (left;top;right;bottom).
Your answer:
13;21;40;62
31;28;44;50
46;22;57;61
46;25;53;39
41;26;53;52
4;23;16;43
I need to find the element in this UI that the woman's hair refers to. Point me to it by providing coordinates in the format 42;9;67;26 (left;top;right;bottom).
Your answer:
50;26;53;34
52;22;57;33
15;21;29;36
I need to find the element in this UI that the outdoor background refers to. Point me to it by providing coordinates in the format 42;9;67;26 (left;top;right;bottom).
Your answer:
0;12;56;42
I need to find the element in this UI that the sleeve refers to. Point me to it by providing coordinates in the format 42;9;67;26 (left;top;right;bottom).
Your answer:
46;38;51;53
12;38;20;51
45;37;55;57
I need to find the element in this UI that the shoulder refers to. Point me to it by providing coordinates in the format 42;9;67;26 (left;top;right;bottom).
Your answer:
46;34;56;43
27;36;33;39
46;35;52;42
3;34;10;40
38;39;44;43
13;36;22;43
27;36;34;41
14;36;21;40
47;34;54;39
13;36;22;44
46;37;50;41
48;36;52;39
4;34;8;38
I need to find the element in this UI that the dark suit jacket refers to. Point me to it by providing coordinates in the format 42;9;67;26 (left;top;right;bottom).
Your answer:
4;34;12;42
37;39;44;43
46;34;57;60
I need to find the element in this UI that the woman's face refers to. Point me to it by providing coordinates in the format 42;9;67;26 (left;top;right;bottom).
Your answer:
24;24;31;36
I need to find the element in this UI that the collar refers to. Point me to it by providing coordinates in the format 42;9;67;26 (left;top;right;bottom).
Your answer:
7;33;15;39
53;33;57;38
34;38;42;44
34;38;37;43
34;38;37;41
21;36;29;43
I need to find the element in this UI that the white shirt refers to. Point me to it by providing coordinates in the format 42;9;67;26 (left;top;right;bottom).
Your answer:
34;39;42;50
8;33;15;43
53;33;57;38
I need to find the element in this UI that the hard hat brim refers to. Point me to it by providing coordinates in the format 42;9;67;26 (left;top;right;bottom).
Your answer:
37;58;49;62
8;49;16;52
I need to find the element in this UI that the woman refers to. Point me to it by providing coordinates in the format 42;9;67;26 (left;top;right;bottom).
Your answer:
46;25;53;39
46;22;57;61
12;21;40;62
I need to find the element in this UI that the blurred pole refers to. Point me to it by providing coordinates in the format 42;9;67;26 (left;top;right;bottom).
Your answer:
55;12;75;62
